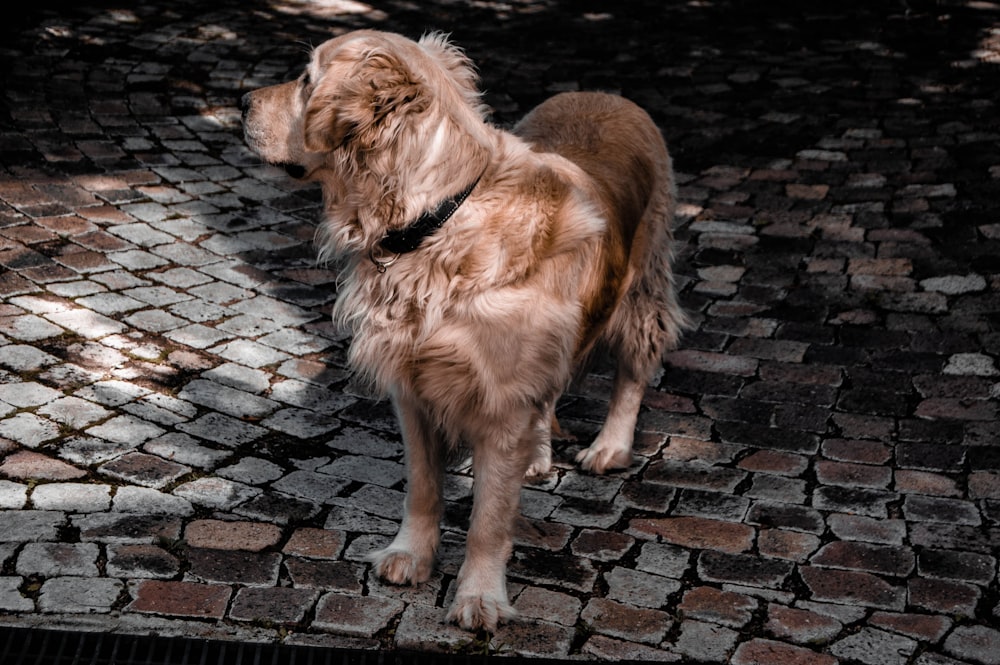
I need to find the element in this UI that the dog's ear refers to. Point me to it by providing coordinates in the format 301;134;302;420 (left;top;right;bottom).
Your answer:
304;47;427;152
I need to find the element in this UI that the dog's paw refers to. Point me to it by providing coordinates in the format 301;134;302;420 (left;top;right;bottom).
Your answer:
524;459;552;479
368;547;433;585
446;592;516;632
575;443;632;474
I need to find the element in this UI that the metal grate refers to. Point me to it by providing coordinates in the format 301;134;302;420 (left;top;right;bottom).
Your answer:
0;626;588;665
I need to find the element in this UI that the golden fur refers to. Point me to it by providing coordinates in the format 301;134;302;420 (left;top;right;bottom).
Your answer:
242;29;685;631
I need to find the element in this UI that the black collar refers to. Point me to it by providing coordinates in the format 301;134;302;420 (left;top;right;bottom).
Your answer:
376;173;483;259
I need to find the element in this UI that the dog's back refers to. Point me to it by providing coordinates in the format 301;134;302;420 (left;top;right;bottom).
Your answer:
514;91;682;365
513;92;671;246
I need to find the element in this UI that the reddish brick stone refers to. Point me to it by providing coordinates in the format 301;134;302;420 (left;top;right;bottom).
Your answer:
661;437;741;465
514;516;573;550
821;439;891;464
869;611;951;642
786;183;829;200
766;604;842;644
847;257;912;276
1;451;86;481
285;558;365;593
629;516;754;554
581;598;671;645
732;638;837;665
800;567;905;610
816;460;892;489
283;527;344;559
759;529;821;562
738;450;809;476
810;541;914;577
831;413;895;441
759;362;843;387
570;528;635;561
127;580;230;619
186;548;281;586
679;586;757;628
895;469;961;497
54;250;116;273
969;471;1000;499
185;519;282;551
915;397;997;421
36;215;96;236
513;586;583;627
908;578;981;617
99;452;190;489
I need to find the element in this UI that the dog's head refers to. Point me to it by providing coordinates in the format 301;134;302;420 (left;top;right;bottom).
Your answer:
240;30;486;181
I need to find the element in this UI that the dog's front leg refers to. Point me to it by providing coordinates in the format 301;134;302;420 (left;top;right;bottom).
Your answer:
447;412;534;631
368;393;444;584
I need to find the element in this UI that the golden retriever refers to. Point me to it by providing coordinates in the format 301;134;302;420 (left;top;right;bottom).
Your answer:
241;29;685;631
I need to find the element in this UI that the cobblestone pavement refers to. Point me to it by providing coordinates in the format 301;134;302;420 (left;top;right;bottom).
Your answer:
1;0;999;662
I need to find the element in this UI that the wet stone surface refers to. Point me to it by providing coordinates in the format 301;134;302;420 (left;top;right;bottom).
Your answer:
1;0;1000;661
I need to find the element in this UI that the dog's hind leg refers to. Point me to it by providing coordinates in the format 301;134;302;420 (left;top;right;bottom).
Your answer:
368;393;444;584
576;361;648;473
576;183;686;475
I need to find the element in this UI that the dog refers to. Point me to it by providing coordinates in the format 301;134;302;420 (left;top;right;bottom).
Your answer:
241;29;685;631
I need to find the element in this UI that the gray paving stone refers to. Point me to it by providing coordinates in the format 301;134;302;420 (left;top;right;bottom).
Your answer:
211;339;291;367
112;486;194;516
164;323;232;349
0;413;62;448
142;433;231;469
0;480;28;509
86;414;165;446
38;577;124;613
176;413;267;446
261;408;341;438
830;627;919;665
75;380;151;407
44;309;126;339
944;625;1000;665
58;435;137;466
16;542;100;577
172;476;261;510
314;592;404;638
605;566;680;609
317;455;404;488
216;457;285;484
37;396;112;428
0;344;60;371
178;379;279;419
31;483;112;512
671;620;738;662
106;544;181;579
73;513;183;544
0;577;34;612
0;314;65;342
271;470;351;505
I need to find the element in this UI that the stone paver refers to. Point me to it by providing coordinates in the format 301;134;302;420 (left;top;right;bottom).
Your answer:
1;0;999;660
